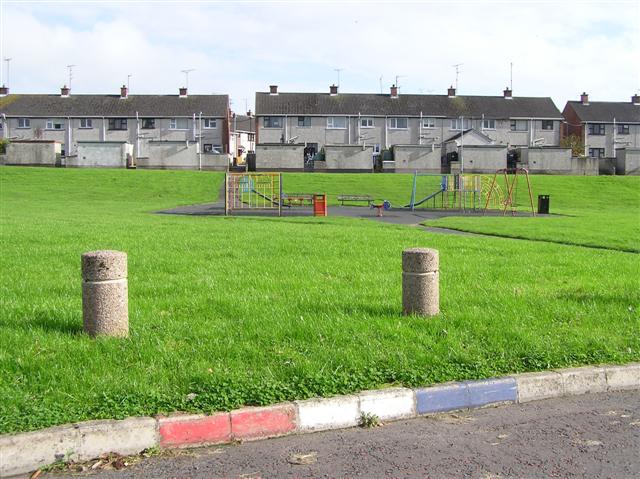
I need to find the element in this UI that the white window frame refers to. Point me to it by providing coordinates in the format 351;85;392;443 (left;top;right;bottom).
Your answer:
541;120;554;131
79;118;93;129
510;119;528;132
45;119;64;130
169;118;189;130
263;116;283;128
203;118;217;129
17;118;31;129
450;118;470;130
326;116;347;129
360;117;374;128
482;119;496;130
388;117;408;129
297;116;311;128
422;118;436;129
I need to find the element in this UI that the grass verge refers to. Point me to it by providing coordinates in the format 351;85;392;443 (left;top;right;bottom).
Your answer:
1;167;638;434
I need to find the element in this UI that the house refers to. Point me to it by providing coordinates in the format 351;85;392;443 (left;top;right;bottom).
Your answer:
562;93;640;175
229;112;256;165
254;84;563;172
0;85;231;169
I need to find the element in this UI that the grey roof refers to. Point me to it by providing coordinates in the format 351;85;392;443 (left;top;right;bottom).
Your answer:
255;92;562;119
446;128;494;143
0;94;229;117
231;114;255;133
565;101;640;123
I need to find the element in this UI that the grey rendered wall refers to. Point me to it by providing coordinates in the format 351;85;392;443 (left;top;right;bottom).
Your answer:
324;145;373;171
460;146;507;173
256;144;304;171
67;142;127;168
393;145;441;173
5;141;58;166
616;148;640;175
201;154;230;171
521;147;597;175
136;142;199;169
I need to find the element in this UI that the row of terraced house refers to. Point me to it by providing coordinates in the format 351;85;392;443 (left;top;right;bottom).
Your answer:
1;84;638;175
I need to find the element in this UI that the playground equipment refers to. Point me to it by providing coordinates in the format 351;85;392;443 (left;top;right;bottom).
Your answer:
225;172;283;216
483;168;535;216
405;171;519;213
407;173;483;211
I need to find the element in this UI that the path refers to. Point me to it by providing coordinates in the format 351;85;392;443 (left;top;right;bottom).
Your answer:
49;390;640;478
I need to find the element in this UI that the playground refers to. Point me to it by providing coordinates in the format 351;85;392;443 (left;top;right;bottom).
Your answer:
0;167;638;436
160;170;539;222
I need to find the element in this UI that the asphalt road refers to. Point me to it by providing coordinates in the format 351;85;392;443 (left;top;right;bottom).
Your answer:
50;390;640;479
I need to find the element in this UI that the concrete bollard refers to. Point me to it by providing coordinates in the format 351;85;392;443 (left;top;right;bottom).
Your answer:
402;248;439;316
81;250;129;337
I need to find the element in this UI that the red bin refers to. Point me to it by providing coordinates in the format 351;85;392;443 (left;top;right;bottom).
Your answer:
313;193;327;217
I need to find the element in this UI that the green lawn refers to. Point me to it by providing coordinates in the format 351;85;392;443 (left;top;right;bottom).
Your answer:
1;167;639;434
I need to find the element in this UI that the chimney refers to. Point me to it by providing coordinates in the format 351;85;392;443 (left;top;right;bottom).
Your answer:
503;87;513;99
329;84;338;96
580;92;589;105
632;94;640;105
390;84;398;98
120;85;128;99
269;85;278;95
246;110;252;116
0;85;8;96
61;85;70;97
179;87;188;98
447;86;456;98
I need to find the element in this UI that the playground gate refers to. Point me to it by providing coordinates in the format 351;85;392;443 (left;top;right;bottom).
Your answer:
225;172;283;216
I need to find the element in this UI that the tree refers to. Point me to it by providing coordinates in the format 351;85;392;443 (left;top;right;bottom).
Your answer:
560;134;585;157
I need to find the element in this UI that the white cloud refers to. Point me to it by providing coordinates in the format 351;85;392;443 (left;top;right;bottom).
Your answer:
1;0;638;111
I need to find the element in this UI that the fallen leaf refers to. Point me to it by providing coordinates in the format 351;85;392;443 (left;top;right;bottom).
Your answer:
289;452;318;465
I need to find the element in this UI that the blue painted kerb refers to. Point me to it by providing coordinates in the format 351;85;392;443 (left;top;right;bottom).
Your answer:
416;377;517;414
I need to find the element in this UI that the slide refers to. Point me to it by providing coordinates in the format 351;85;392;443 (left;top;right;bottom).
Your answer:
404;188;444;208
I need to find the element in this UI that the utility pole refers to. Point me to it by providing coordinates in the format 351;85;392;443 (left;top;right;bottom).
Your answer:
127;73;132;92
379;75;383;94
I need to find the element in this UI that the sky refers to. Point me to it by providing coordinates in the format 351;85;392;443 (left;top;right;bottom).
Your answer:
0;0;638;112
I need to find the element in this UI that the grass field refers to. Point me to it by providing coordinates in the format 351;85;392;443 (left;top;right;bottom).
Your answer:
1;167;639;434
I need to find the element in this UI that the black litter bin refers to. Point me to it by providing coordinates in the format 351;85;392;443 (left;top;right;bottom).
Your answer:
537;195;550;214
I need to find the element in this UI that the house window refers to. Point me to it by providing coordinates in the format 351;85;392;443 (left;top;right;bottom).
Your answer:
108;118;128;130
203;144;222;153
588;124;605;135
360;117;374;128
327;117;347;129
141;118;155;129
589;148;605;158
204;118;217;129
169;118;189;130
510;120;528;131
248;133;255;141
482;119;496;130
373;144;381;154
79;118;93;129
17;118;31;129
46;119;64;130
263;116;283;128
617;124;629;135
422;118;435;128
388;117;408;129
297;116;311;127
541;120;554;130
450;118;470;130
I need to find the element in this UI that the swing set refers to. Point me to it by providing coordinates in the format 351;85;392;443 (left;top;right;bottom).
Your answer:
483;167;535;216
